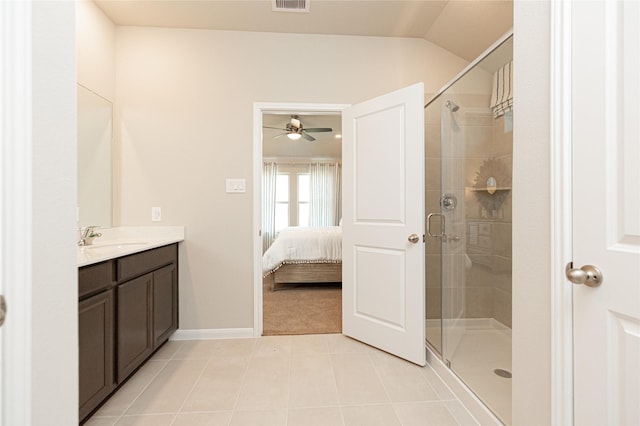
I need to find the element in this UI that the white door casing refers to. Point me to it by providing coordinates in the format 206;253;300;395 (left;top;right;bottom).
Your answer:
342;83;426;366
571;1;640;424
252;103;348;337
0;1;33;424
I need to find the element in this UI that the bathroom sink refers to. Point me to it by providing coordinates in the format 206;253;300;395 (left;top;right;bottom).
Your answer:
82;241;149;254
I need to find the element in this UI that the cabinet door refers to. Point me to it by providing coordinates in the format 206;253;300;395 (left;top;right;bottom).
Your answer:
153;263;178;348
79;290;114;421
116;273;153;383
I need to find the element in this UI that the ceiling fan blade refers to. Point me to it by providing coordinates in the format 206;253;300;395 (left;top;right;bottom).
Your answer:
263;126;287;130
272;133;287;139
302;133;316;142
304;128;333;133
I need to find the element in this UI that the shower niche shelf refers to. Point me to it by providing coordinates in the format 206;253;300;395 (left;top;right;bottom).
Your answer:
466;187;511;192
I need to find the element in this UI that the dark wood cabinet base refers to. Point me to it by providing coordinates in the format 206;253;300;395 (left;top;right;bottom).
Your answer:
78;243;179;424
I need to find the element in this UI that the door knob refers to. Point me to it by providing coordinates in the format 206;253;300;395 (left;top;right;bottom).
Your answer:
0;295;6;327
408;234;420;244
565;262;603;287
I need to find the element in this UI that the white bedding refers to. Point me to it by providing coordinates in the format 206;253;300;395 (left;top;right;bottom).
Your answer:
262;226;342;276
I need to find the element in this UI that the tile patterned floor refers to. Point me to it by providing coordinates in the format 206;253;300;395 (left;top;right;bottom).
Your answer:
86;334;479;426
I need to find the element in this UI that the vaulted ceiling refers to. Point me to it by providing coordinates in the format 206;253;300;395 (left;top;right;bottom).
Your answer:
95;0;513;62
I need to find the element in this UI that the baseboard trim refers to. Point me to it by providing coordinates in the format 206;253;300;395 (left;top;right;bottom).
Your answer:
171;328;255;341
426;346;502;425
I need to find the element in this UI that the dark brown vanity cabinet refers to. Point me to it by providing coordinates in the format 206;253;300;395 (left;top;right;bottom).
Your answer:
115;244;178;382
79;243;178;423
79;288;115;421
78;261;115;422
116;272;153;383
152;263;178;347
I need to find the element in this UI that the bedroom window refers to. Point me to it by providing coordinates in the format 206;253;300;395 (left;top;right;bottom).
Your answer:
275;173;289;232
274;169;310;230
298;173;310;227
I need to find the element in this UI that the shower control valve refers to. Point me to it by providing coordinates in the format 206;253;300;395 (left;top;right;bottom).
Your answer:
441;193;457;211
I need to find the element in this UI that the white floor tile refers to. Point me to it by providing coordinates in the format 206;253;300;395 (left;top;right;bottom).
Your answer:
172;411;233;426
125;359;208;415
83;335;494;426
341;404;401;426
287;407;344;426
229;409;287;426
331;353;389;405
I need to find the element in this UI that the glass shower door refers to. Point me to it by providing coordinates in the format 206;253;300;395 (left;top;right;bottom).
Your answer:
438;36;514;424
440;95;467;364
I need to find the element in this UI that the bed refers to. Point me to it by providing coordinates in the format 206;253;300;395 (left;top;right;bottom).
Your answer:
262;226;342;290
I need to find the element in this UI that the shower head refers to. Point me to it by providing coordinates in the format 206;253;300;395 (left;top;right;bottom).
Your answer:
445;100;460;112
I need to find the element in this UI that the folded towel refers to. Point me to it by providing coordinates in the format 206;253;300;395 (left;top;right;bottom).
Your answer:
490;60;513;118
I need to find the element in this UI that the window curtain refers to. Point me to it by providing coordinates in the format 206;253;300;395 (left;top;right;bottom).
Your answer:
490;60;513;118
262;162;278;252
309;162;341;227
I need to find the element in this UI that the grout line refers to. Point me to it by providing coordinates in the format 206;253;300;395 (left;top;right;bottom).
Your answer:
108;358;171;424
326;335;347;426
229;337;258;419
171;356;213;425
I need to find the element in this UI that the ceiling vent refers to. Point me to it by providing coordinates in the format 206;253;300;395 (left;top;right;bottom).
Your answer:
272;0;309;13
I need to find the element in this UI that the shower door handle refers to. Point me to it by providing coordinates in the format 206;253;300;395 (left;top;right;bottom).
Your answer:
427;213;445;238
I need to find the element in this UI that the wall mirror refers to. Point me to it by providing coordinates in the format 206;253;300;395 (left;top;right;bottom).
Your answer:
77;84;112;228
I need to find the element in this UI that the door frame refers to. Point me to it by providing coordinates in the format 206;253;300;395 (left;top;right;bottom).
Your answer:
549;0;574;424
252;102;348;337
1;1;33;423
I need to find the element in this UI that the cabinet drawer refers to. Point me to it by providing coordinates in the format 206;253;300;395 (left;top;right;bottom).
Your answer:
79;260;115;299
117;244;177;282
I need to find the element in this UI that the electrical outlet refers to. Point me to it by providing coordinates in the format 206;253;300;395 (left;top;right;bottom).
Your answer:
151;207;162;222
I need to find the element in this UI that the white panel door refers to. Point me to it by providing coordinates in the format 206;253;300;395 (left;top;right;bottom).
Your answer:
342;83;425;366
572;1;640;424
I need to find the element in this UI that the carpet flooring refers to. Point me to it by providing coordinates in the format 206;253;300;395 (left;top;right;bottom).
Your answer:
262;276;342;336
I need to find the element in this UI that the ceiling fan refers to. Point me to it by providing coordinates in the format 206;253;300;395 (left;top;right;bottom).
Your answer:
263;115;332;142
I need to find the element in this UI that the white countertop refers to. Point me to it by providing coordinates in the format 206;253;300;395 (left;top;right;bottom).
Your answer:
77;226;185;267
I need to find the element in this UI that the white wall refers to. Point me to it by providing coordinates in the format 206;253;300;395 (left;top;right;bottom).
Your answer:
31;2;78;424
76;0;115;101
513;1;552;424
114;27;470;331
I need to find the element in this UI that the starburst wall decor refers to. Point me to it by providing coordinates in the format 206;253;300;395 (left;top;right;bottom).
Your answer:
472;158;511;213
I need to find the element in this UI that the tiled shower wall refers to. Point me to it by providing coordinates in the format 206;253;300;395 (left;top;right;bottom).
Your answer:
463;107;512;328
425;94;513;334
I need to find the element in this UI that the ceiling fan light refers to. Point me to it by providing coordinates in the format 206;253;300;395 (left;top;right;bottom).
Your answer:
287;133;302;140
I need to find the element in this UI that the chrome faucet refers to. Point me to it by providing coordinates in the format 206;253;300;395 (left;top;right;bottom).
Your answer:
78;226;102;246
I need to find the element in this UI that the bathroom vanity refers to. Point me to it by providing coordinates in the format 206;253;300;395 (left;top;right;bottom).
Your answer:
78;228;183;423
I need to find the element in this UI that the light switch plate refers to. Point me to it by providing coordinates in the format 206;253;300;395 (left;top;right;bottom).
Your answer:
151;207;162;222
226;178;246;193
